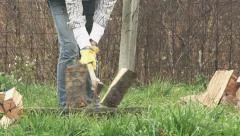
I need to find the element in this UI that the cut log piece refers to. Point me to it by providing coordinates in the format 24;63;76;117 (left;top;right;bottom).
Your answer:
236;87;240;100
5;107;23;119
0;115;15;129
237;76;240;84
0;88;23;128
225;73;239;96
5;99;23;119
200;70;234;107
0;92;4;113
220;94;239;105
0;105;3;113
3;88;22;116
0;92;4;102
181;70;240;107
66;63;89;109
101;68;136;107
180;92;207;104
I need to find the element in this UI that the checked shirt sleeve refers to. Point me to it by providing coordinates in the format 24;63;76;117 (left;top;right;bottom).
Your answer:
90;0;118;43
65;0;91;49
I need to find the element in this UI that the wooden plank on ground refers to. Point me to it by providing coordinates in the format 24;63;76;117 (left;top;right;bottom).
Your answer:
24;106;145;115
201;70;234;107
100;68;137;107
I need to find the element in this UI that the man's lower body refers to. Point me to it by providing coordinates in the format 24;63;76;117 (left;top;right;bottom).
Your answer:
48;0;95;108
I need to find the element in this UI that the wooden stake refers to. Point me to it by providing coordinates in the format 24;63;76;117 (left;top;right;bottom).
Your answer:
119;0;140;71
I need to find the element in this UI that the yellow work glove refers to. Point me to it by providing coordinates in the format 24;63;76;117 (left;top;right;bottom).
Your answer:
80;45;100;70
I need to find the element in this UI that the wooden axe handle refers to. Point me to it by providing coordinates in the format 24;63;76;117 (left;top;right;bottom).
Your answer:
86;63;98;83
86;63;104;100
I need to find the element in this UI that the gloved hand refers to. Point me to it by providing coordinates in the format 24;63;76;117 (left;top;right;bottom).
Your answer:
80;45;100;70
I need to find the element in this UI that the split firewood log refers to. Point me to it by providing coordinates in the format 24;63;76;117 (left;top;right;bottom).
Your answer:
3;88;23;118
0;115;16;129
0;92;4;102
0;92;5;113
0;88;23;128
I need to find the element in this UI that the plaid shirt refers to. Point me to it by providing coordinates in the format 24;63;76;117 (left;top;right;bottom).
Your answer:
66;0;117;29
93;0;118;28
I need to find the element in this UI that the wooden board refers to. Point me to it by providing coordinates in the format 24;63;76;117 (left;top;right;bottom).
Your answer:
65;63;89;109
101;68;136;107
24;106;145;115
201;70;234;107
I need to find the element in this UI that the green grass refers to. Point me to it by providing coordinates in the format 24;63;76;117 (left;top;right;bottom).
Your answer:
1;74;240;136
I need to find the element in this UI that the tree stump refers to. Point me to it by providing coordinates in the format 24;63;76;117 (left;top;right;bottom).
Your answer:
65;63;89;110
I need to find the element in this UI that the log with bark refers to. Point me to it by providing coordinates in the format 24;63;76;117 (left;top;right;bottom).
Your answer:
65;63;89;109
0;88;23;128
181;70;240;107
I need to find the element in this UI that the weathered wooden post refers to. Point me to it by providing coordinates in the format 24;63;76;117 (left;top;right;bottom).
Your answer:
101;0;140;107
119;0;140;71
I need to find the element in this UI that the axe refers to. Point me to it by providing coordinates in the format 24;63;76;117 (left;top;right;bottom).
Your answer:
86;63;104;105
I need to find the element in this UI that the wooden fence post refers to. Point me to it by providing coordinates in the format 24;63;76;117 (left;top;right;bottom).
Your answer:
119;0;140;72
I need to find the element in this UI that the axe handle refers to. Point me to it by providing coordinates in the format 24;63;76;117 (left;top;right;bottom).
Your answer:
86;63;98;87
